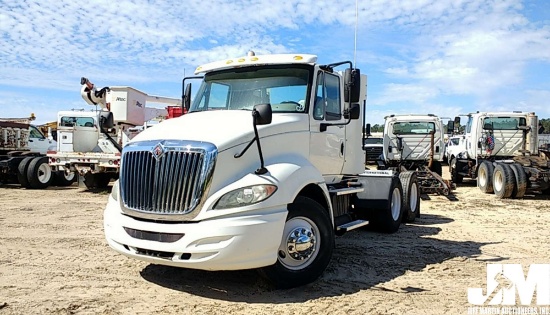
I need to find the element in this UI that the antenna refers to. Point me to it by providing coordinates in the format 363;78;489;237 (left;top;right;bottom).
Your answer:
353;0;358;66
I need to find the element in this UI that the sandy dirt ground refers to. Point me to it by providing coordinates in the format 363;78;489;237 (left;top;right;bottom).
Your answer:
1;167;549;315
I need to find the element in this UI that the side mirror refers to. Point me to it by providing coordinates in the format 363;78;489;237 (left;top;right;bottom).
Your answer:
397;137;404;151
344;68;361;103
183;83;192;110
447;121;455;133
454;116;461;125
253;104;272;125
99;111;114;129
347;103;360;120
365;123;372;136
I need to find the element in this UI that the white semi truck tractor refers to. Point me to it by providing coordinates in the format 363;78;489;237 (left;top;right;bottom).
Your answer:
103;52;418;288
449;111;550;198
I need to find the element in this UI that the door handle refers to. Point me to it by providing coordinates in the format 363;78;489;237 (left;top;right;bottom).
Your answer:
340;142;344;155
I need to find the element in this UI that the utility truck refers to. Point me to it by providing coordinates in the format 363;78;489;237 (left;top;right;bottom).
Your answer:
373;114;453;199
449;111;550;198
0;115;71;188
47;78;183;189
103;52;420;288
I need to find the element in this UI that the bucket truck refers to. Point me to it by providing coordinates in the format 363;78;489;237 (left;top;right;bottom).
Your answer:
47;78;184;189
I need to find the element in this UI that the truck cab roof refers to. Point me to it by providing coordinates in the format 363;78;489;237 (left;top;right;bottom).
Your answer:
195;53;318;74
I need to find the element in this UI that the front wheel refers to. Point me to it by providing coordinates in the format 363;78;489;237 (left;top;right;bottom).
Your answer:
259;196;334;289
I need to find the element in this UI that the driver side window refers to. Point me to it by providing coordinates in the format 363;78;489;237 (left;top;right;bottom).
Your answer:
313;71;341;121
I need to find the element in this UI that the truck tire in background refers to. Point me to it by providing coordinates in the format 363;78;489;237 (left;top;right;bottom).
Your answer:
399;171;420;223
17;157;34;188
370;176;403;233
53;171;76;187
83;173;111;189
450;158;463;184
259;196;334;289
493;163;515;199
26;157;53;189
509;163;527;198
430;161;443;176
477;161;494;194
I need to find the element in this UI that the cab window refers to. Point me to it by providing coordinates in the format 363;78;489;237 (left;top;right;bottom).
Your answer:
313;71;342;121
29;126;45;139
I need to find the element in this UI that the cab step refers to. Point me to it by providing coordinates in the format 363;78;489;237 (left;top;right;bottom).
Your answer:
336;219;369;233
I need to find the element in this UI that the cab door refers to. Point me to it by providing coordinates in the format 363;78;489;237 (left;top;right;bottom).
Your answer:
28;125;54;154
309;71;346;182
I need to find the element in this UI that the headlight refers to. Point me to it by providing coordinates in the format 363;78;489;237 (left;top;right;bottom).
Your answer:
213;184;277;209
111;180;119;201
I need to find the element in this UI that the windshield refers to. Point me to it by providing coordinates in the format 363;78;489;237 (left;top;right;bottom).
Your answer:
449;138;460;145
190;65;311;113
60;116;95;127
482;117;526;130
392;122;436;135
363;138;383;145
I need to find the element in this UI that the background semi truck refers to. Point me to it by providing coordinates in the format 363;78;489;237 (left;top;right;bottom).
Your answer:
47;78;184;189
102;52;420;288
0;115;73;188
449;111;550;198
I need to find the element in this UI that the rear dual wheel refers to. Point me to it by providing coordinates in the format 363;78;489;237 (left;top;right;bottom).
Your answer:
493;163;515;199
370;176;403;233
477;161;494;193
18;157;53;189
399;171;420;223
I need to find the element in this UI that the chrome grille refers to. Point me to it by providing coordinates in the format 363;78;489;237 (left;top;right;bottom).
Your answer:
120;140;217;220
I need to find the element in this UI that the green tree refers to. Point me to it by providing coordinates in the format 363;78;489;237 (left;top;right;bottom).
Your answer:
539;118;550;134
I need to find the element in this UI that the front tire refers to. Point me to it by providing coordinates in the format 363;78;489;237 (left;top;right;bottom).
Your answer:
259;196;334;289
477;161;494;193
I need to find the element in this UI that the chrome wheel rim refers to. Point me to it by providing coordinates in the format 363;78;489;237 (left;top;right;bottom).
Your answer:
278;216;320;270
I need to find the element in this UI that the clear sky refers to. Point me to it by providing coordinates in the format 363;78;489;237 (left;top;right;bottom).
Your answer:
1;0;549;125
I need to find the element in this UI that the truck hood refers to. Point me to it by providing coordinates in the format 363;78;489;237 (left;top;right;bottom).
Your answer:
130;110;309;151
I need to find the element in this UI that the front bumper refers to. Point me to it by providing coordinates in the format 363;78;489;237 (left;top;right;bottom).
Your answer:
104;195;287;270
